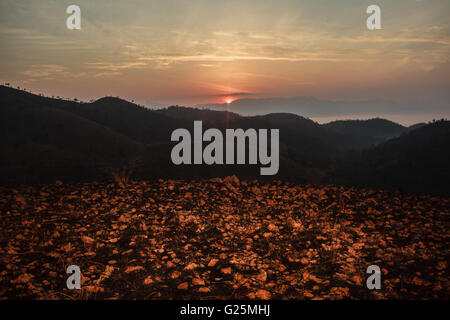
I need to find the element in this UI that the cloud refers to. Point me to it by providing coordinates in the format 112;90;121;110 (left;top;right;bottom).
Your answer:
135;53;362;64
22;65;86;81
85;61;147;72
208;92;254;97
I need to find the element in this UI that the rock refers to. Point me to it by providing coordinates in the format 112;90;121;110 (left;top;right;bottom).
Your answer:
81;236;95;245
184;262;198;271
119;214;132;223
256;270;267;282
177;282;189;290
13;273;33;284
352;275;362;285
207;258;219;267
255;289;272;300
221;267;232;274
224;175;240;187
14;195;27;208
192;278;205;286
124;266;144;273
83;286;104;293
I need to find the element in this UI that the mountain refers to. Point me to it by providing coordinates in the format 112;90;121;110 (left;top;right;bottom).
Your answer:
197;96;445;120
1;85;448;194
338;120;450;195
408;122;427;131
58;97;189;144
156;107;341;178
156;105;242;124
0;86;144;184
324;118;406;138
323;118;408;147
198;96;323;116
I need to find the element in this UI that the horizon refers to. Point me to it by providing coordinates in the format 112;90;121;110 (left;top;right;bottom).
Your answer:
3;83;445;127
1;0;450;125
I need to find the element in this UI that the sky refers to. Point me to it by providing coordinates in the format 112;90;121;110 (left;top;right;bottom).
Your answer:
0;0;449;123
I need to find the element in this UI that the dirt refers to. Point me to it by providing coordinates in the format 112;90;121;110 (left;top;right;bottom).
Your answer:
0;177;448;299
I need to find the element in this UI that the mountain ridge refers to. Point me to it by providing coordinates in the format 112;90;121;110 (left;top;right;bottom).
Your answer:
1;85;448;194
197;96;446;123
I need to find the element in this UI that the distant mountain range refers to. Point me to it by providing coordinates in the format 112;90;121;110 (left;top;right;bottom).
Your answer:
1;85;448;195
197;96;447;120
339;121;450;195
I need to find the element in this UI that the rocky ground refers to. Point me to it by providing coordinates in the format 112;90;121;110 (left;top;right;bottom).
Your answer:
0;176;448;299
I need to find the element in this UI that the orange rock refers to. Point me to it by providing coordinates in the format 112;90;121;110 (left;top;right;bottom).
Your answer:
300;257;309;264
192;278;205;286
81;236;95;245
221;267;232;274
207;258;219;267
256;270;267;282
412;277;423;286
177;282;189;290
124;266;144;273
352;275;363;285
184;262;198;270
83;286;104;293
255;289;271;300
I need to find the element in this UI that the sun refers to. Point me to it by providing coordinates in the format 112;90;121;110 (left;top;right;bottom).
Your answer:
226;100;232;104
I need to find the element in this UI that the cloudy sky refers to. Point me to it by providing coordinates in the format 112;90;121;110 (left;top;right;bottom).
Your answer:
0;0;449;122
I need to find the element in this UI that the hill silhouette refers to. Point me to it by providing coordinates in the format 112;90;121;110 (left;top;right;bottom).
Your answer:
198;96;445;121
0;85;448;194
338;120;450;194
60;97;189;144
0;86;144;183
